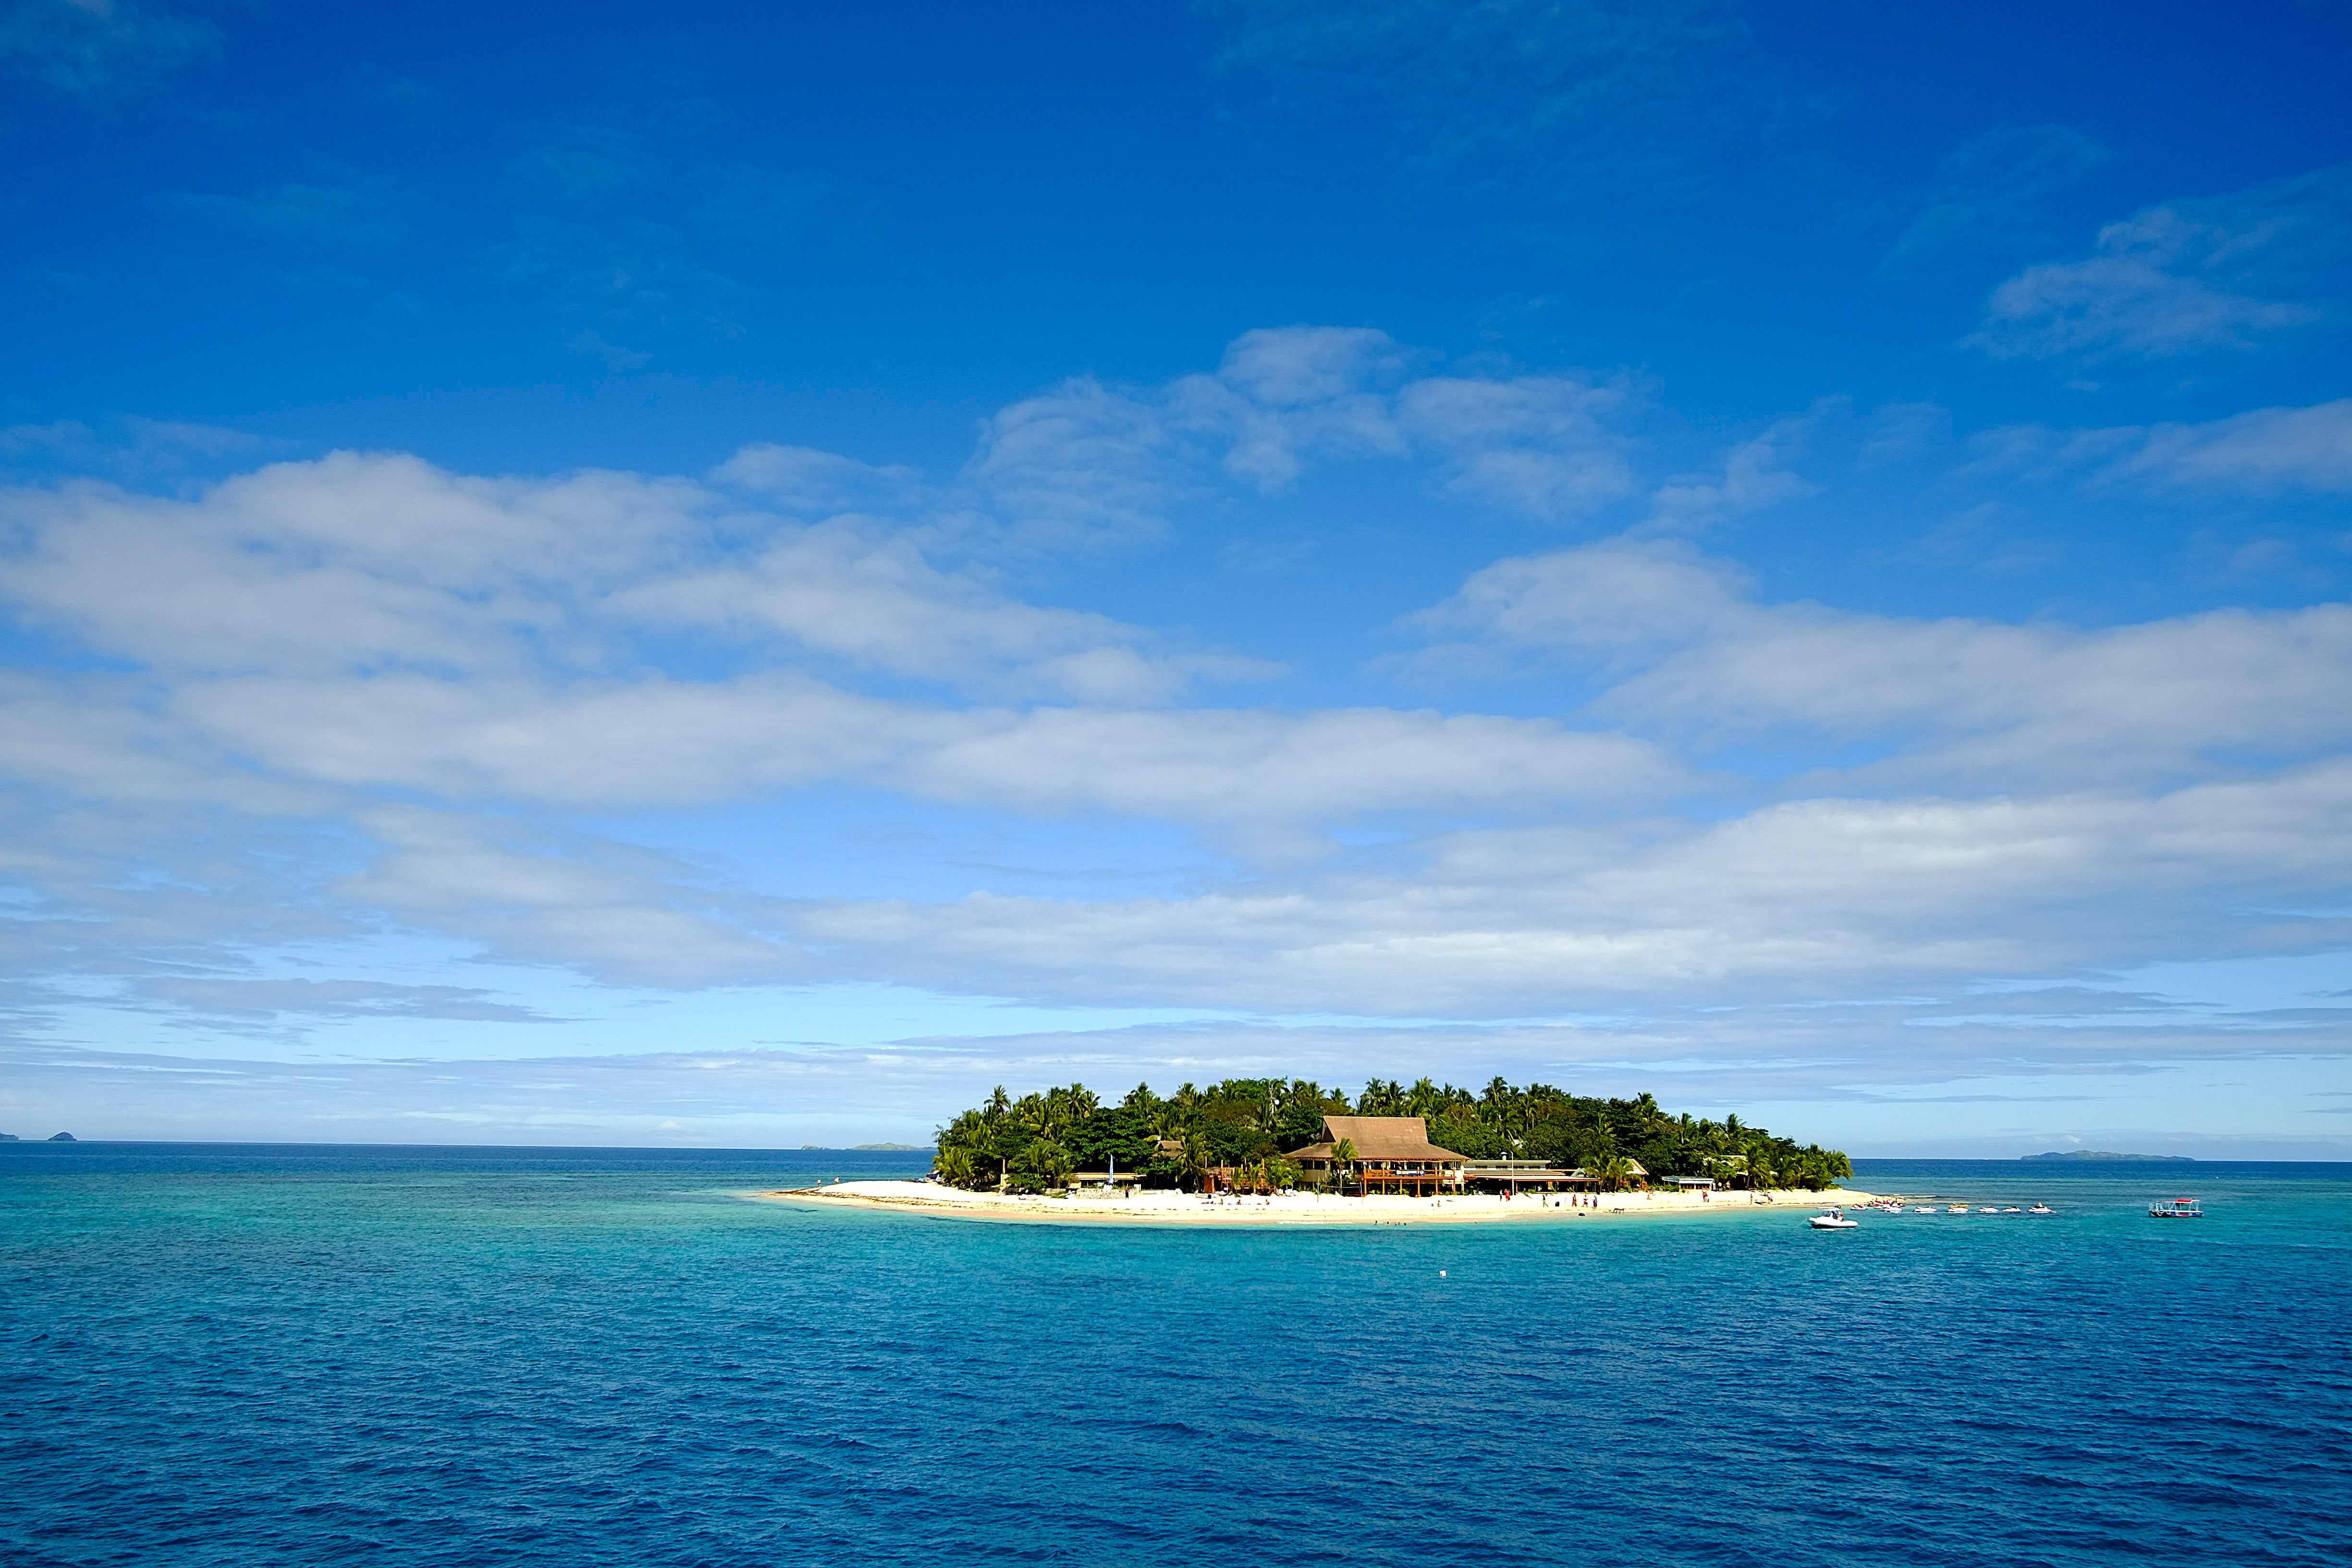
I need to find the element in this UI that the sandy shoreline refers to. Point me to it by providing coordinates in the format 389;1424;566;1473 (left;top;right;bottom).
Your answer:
755;1180;1886;1225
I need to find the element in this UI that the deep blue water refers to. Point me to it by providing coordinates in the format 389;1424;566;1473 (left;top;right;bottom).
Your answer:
4;1145;2348;1567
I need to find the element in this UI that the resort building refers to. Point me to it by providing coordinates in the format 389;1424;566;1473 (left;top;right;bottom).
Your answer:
1288;1115;1468;1195
1064;1169;1142;1194
1461;1158;1597;1193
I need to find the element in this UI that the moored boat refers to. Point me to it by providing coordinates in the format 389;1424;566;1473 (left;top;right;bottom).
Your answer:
2149;1196;2203;1219
1809;1207;1860;1229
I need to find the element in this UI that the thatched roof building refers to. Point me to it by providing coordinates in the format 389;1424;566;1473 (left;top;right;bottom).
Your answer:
1290;1115;1466;1194
1289;1114;1466;1165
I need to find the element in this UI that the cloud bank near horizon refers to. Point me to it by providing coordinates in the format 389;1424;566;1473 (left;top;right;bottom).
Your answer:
5;311;2351;1149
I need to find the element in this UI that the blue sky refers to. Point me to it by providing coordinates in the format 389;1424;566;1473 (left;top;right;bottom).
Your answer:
4;0;2350;1154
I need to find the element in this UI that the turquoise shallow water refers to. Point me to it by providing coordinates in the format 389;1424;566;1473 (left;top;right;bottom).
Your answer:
4;1145;2349;1566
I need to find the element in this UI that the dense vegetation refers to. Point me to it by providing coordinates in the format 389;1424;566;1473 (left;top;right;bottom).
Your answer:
933;1077;1852;1194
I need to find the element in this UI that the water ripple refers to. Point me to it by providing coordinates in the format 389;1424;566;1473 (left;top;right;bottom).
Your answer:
2;1147;2348;1567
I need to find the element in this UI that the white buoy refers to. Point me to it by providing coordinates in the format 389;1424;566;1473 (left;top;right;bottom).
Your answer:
1439;1269;1447;1277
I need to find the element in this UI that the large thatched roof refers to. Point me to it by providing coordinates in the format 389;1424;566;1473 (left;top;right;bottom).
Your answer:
1290;1114;1465;1164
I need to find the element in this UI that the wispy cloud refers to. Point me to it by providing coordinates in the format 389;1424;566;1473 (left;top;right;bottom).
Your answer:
6;1002;2342;1147
4;328;2349;1089
1968;398;2352;496
1971;164;2352;361
140;978;569;1025
1407;536;2352;789
160;173;410;246
963;326;1642;544
1203;0;1781;213
1642;414;1815;533
0;0;218;98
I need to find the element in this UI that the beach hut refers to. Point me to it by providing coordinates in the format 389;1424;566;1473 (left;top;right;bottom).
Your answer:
1287;1115;1468;1195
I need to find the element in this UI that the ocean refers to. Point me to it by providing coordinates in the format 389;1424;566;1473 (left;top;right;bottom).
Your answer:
4;1144;2347;1566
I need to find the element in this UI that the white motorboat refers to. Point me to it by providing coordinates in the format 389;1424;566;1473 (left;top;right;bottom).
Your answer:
1912;1205;1937;1213
2028;1204;2054;1215
1809;1207;1860;1229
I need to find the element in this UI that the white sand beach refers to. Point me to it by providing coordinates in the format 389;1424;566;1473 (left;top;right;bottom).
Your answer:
759;1180;1886;1225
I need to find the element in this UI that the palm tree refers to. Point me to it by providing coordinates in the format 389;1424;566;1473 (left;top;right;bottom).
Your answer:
1331;1137;1358;1194
1179;1133;1214;1192
1026;1137;1073;1187
1042;1084;1098;1135
1407;1077;1441;1118
1592;1154;1632;1193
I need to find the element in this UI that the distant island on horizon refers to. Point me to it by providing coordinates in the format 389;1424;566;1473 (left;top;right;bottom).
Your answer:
2022;1150;2193;1161
799;1142;933;1152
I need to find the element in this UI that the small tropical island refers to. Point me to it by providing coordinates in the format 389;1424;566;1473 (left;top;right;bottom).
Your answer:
767;1077;1867;1225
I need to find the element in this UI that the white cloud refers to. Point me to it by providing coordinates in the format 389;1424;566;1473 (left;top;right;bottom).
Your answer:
1188;327;1409;491
767;759;2352;1020
7;1007;2347;1151
5;329;2349;1119
0;409;1703;1008
2115;400;2352;494
1413;538;2352;790
960;326;1641;531
1642;415;1814;532
0;452;1262;704
1213;324;1406;408
709;443;923;514
1395;374;1635;519
964;376;1191;548
611;520;1274;702
1966;398;2352;497
159;672;1681;841
137;977;566;1025
339;807;806;988
1972;164;2351;360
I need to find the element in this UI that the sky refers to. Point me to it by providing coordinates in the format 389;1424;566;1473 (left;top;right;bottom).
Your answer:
3;0;2351;1156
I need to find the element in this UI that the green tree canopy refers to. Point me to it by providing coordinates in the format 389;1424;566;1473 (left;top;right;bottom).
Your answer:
931;1077;1849;1194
